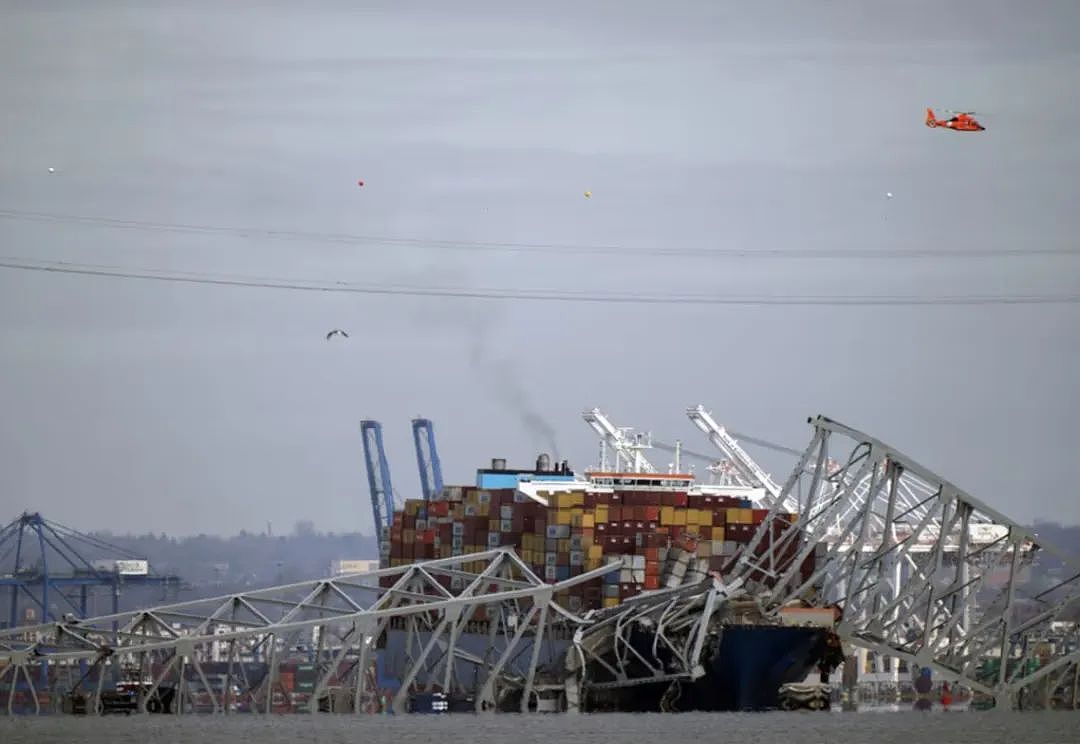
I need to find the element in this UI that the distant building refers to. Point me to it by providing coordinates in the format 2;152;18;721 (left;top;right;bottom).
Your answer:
329;559;380;576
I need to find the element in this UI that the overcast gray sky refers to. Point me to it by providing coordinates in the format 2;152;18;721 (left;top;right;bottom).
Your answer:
1;0;1078;536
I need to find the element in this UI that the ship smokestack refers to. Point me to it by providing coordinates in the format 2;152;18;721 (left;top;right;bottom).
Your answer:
537;453;551;472
491;458;506;471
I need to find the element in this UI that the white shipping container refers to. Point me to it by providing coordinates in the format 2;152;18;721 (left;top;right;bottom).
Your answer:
332;559;380;576
115;559;149;576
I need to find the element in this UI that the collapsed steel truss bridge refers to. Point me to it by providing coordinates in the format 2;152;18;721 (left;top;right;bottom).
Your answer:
2;414;1078;714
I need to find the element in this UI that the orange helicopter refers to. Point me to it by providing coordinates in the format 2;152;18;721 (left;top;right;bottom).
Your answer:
926;107;985;132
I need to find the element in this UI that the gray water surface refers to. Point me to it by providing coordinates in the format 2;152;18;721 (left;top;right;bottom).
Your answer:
1;712;1077;744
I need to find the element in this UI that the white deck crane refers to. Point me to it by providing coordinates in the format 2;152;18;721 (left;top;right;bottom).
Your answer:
685;405;798;512
581;408;657;473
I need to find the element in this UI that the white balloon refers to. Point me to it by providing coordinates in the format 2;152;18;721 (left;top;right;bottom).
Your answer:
886;192;893;198
48;167;55;173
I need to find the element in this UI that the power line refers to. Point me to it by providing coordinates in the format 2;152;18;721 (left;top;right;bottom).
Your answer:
2;208;1077;260
2;257;1078;306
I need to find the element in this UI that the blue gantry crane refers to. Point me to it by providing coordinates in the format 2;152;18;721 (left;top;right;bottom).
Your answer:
360;417;445;533
360;420;396;532
0;512;183;629
410;418;444;502
0;512;185;689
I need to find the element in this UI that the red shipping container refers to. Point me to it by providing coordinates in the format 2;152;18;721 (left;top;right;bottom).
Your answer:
644;575;660;590
673;492;688;508
644;505;660;522
752;509;769;524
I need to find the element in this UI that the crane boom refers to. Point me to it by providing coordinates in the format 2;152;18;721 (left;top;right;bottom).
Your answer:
360;420;396;532
581;408;656;473
411;418;444;501
686;405;797;512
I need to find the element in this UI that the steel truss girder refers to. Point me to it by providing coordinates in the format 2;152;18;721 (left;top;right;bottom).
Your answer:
0;549;620;716
728;415;1080;708
566;575;742;704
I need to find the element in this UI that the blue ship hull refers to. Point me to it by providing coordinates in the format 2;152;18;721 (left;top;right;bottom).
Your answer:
697;624;830;710
377;622;830;712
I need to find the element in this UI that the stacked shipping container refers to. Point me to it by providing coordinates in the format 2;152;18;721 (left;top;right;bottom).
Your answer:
380;480;815;613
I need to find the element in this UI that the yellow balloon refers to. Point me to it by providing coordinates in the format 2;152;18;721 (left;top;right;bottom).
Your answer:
584;190;592;198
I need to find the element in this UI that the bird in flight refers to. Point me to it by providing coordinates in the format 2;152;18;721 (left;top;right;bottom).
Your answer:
326;329;349;340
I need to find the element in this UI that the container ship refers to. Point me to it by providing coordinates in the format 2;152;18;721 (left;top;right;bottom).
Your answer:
377;455;839;711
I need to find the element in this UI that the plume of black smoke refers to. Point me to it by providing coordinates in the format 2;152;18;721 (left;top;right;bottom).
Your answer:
402;255;562;462
462;305;561;461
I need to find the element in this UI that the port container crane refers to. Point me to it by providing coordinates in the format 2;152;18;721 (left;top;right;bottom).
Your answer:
410;418;444;502
0;512;182;628
0;511;185;689
360;420;396;532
